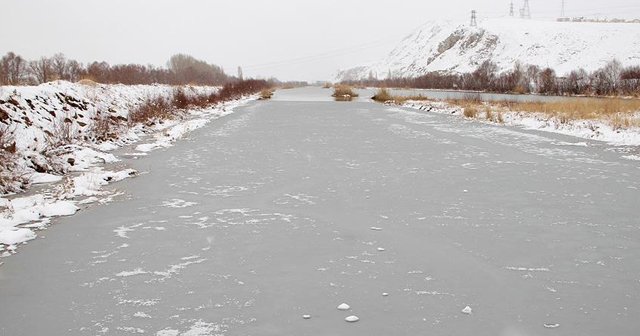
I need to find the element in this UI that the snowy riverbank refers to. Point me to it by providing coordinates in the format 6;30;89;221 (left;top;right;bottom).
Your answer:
0;81;253;256
403;101;640;148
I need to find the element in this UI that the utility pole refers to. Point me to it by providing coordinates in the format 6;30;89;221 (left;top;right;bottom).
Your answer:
510;1;515;16
521;0;531;19
471;10;477;27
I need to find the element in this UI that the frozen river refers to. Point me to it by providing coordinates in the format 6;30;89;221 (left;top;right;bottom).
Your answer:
1;87;639;335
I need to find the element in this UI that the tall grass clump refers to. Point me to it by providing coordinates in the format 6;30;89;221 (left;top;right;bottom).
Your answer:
260;89;274;100
332;85;359;101
371;88;394;102
462;105;479;118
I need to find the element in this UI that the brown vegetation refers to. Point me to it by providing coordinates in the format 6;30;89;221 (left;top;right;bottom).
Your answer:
342;59;640;97
462;105;479;118
260;89;274;100
371;88;394;102
493;98;640;128
372;89;640;129
89;114;121;142
127;79;272;126
128;97;173;126
332;85;359;101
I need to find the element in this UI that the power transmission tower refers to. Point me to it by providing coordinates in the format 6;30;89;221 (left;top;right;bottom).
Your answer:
561;0;566;17
510;1;515;16
521;0;531;19
471;10;477;27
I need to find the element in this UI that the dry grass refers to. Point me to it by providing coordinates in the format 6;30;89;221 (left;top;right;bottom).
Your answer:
259;89;274;100
371;88;394;102
77;78;98;86
462;104;479;118
495;98;640;118
373;89;640;129
492;98;640;129
441;96;640;129
394;95;431;104
484;106;493;121
332;85;359;101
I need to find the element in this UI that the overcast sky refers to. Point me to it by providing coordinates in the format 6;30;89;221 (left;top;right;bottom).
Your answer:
2;0;639;81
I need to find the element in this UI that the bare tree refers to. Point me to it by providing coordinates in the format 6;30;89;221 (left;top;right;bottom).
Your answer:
51;53;69;81
0;52;27;85
537;68;557;95
168;54;228;85
66;59;84;82
29;57;54;84
600;59;623;95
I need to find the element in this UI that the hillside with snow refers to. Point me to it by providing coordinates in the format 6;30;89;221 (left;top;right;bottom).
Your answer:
0;82;253;253
337;18;640;81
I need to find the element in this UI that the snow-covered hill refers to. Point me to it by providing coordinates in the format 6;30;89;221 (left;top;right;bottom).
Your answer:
337;18;640;81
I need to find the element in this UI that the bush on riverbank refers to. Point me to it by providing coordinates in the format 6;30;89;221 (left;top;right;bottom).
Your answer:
372;88;393;102
332;85;358;101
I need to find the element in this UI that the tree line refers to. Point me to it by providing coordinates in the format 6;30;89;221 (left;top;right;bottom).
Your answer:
0;52;232;86
344;59;640;97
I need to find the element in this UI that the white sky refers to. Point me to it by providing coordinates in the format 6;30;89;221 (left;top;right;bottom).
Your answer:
2;0;639;81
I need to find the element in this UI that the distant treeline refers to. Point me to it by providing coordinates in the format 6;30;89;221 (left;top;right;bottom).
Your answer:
342;60;640;97
0;52;304;87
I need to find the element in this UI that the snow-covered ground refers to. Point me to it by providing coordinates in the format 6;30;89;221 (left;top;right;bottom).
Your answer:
0;81;252;256
338;18;640;80
402;100;640;147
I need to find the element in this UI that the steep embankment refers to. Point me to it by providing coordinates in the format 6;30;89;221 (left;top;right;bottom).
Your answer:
0;81;240;253
337;18;640;80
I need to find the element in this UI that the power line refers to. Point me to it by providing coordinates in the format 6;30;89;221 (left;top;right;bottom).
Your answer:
242;36;402;71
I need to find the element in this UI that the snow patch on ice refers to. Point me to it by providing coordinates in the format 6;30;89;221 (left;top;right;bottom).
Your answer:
116;268;148;277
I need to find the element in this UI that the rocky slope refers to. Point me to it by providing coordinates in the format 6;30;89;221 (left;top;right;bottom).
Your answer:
337;18;640;80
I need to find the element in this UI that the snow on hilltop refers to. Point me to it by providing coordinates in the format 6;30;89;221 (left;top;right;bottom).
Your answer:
337;18;640;81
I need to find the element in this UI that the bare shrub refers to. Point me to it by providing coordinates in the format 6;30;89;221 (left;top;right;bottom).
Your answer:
129;97;173;125
46;119;75;148
217;79;272;101
0;125;27;193
173;88;190;109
